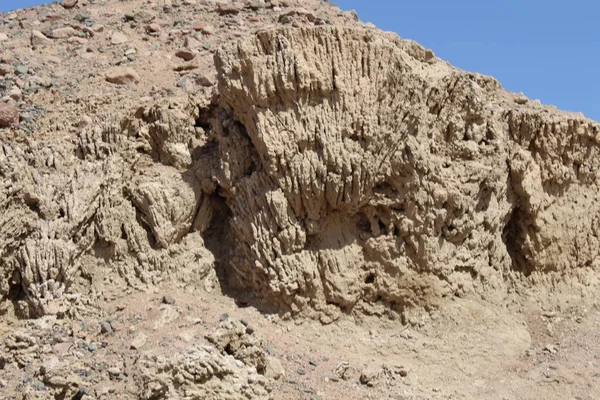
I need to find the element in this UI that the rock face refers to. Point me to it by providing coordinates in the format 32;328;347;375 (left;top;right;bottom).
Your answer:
197;26;600;318
2;19;600;322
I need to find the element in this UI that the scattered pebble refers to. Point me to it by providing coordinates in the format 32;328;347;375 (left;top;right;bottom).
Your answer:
0;103;19;127
100;321;113;334
105;67;140;84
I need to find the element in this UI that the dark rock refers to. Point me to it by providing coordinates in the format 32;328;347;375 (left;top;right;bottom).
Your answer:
99;321;113;334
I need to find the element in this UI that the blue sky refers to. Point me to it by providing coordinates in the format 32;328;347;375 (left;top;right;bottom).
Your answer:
335;0;600;122
1;0;51;12
1;0;599;122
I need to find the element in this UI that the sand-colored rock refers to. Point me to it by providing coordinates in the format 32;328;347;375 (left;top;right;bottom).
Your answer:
207;26;600;319
105;67;140;84
30;30;52;46
1;0;600;399
49;27;76;39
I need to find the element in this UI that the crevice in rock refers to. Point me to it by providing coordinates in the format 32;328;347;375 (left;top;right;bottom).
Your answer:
200;192;234;290
502;206;531;276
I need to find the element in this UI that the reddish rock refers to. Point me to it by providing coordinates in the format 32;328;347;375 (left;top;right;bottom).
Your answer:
184;36;201;49
60;0;78;9
192;23;215;35
217;4;242;15
196;74;215;87
145;23;161;33
0;103;19;128
175;50;196;61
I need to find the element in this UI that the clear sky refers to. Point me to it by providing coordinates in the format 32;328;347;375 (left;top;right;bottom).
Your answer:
1;0;599;122
1;0;50;12
335;0;600;122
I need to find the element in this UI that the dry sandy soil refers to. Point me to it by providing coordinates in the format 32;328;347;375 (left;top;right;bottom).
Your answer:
1;0;600;399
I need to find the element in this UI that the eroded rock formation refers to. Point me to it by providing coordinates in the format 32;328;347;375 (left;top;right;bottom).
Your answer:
204;27;600;319
2;25;600;322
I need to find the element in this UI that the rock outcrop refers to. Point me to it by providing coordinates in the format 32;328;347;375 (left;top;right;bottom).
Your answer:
2;13;599;322
199;26;600;320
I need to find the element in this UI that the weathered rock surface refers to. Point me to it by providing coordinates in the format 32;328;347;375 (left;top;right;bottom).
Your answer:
202;26;600;319
136;344;272;400
0;0;599;327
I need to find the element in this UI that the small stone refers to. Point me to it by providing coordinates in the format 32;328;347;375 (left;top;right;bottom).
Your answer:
175;49;196;61
309;360;318;367
514;93;529;105
107;367;120;376
219;313;230;322
15;65;29;75
32;380;46;391
130;333;148;350
543;344;558;354
240;319;249;326
193;23;215;35
265;356;285;380
8;87;22;101
68;37;88;45
162;295;176;305
185;36;201;49
134;10;155;23
105;67;140;84
0;103;19;127
110;31;128;45
87;343;97;352
0;64;11;75
60;0;79;9
360;364;381;387
99;321;113;334
145;23;161;33
195;74;214;87
0;33;9;42
50;27;77;39
245;325;255;334
297;369;306;375
218;4;242;15
31;30;52;46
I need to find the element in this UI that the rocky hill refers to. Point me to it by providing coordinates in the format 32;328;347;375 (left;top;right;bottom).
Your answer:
1;0;600;399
